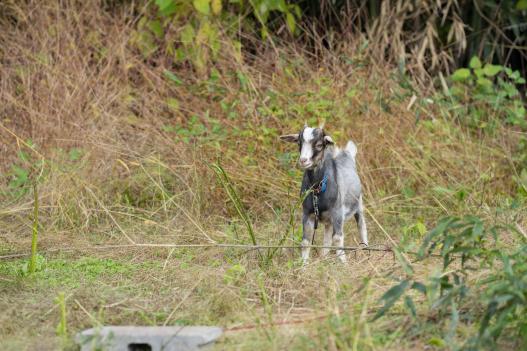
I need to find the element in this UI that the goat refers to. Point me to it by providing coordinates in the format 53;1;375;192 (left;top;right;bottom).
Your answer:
280;125;368;263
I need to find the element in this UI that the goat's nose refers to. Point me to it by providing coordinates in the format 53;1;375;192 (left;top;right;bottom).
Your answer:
299;157;308;165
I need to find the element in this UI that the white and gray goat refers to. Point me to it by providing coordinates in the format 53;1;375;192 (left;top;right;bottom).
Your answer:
280;125;368;263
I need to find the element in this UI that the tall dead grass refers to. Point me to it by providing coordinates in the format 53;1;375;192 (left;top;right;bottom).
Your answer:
1;3;526;350
0;0;521;253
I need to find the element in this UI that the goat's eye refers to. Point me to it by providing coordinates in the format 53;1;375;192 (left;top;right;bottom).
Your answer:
315;143;323;150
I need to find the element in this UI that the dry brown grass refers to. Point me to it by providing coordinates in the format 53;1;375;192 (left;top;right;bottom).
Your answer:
0;1;525;350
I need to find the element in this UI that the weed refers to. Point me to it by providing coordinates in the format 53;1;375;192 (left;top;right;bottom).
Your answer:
375;215;527;350
28;183;39;274
55;291;68;345
211;163;258;248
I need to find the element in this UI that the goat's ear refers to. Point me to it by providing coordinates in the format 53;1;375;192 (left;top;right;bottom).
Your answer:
280;134;299;143
324;135;334;145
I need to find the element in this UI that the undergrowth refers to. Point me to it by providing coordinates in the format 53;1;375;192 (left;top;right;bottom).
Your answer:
0;1;526;350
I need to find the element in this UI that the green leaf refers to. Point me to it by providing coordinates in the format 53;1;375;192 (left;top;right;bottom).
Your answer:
155;0;177;16
163;70;183;85
166;98;180;111
451;68;471;82
394;247;414;275
373;280;410;320
193;0;210;15
68;148;82;161
293;4;302;18
472;220;484;237
211;0;222;15
483;64;502;77
180;24;195;46
411;281;427;294
427;337;445;347
174;48;186;62
132;30;158;58
447;301;459;341
469;57;482;69
147;20;164;39
232;40;242;62
346;88;357;98
286;12;296;33
416;222;427;236
477;77;493;89
404;295;417;317
9;165;29;189
517;0;527;10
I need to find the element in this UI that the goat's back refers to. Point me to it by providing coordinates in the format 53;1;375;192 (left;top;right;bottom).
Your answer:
332;142;362;214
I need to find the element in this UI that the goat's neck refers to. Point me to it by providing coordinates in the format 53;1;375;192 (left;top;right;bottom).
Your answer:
306;154;330;185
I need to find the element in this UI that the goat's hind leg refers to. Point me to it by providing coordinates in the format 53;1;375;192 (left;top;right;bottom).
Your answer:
301;215;315;265
354;195;368;246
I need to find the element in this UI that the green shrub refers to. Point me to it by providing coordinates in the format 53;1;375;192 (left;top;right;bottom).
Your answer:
446;57;526;132
375;215;527;350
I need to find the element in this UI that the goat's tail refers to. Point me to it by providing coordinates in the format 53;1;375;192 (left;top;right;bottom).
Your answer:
345;141;357;158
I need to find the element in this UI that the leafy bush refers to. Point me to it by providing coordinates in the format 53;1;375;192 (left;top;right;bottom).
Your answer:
446;57;526;131
131;0;300;72
375;215;527;350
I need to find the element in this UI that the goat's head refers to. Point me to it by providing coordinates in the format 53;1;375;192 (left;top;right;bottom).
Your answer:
280;124;334;170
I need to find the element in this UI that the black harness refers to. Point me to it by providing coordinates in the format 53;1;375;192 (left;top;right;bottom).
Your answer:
309;172;328;244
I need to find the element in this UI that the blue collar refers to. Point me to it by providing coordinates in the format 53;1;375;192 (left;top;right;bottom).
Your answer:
320;173;328;193
313;173;328;194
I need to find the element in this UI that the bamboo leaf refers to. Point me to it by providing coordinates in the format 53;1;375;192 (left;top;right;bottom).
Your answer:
411;281;427;294
394;246;414;275
404;295;417;317
373;280;410;320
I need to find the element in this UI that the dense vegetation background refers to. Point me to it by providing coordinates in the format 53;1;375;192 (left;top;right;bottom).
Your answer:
1;1;526;350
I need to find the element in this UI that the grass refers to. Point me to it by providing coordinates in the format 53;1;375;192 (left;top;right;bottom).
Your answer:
28;183;39;274
0;1;526;350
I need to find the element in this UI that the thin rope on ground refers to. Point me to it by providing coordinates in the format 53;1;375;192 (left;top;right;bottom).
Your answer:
0;242;443;260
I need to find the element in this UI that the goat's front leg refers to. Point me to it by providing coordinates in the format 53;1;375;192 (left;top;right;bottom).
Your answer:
301;214;315;265
332;215;347;263
321;223;333;257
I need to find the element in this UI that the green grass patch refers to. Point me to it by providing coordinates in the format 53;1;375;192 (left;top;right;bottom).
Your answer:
0;256;137;288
